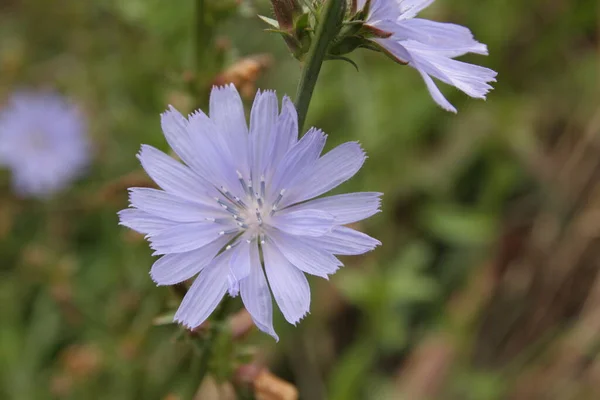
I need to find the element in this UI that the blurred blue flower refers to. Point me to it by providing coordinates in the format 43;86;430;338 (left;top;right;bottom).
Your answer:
0;91;90;198
358;0;497;112
119;85;381;340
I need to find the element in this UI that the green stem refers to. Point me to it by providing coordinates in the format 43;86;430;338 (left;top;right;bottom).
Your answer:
194;296;234;387
294;0;346;132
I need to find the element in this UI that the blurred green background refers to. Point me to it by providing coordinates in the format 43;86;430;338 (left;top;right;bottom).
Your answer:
0;0;598;399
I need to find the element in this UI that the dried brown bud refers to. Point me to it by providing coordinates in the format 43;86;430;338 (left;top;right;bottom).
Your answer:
229;309;256;339
254;369;299;400
212;54;274;99
61;344;103;379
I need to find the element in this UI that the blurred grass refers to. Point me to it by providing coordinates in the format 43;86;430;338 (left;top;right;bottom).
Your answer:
0;0;598;399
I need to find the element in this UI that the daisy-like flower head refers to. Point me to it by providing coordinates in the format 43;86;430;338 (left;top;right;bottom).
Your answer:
119;84;381;340
0;91;90;198
358;0;497;113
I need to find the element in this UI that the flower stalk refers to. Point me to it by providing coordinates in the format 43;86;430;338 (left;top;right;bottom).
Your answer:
294;0;346;132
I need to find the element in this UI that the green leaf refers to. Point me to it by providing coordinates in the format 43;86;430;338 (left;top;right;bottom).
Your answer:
328;342;376;400
327;55;359;71
419;203;497;246
152;311;176;326
335;269;373;306
258;15;280;29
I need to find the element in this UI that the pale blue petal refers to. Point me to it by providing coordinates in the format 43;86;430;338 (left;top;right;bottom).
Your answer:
368;0;403;22
268;127;326;201
229;237;253;284
271;209;334;237
373;36;496;112
249;90;278;182
284;192;382;225
373;37;413;63
227;274;240;297
282;142;367;207
187;110;246;199
150;235;231;285
128;187;225;222
404;41;497;99
209;84;250;177
174;251;231;329
268;95;298;172
397;19;488;56
118;208;176;235
137;144;217;205
397;0;435;20
268;229;341;278
160;106;202;174
240;241;279;340
263;242;311;325
416;68;457;113
161;106;234;197
148;221;237;255
307;226;381;255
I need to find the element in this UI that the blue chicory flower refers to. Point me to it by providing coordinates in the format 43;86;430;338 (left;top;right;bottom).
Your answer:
0;91;90;198
119;85;381;340
358;0;497;112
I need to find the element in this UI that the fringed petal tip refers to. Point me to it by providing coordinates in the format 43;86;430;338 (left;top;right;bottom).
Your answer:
289;310;310;327
251;318;280;342
162;104;181;116
173;316;195;330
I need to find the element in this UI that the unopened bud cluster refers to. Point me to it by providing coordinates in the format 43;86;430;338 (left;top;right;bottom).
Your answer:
263;0;312;60
263;0;383;63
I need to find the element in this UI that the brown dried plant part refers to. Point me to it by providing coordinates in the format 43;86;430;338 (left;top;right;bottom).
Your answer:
254;369;299;400
394;335;456;400
235;363;298;400
60;344;103;380
229;309;256;340
471;107;600;399
195;376;237;400
212;55;274;99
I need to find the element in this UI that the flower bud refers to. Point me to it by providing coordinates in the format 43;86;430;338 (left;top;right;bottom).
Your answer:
263;0;312;60
271;0;303;32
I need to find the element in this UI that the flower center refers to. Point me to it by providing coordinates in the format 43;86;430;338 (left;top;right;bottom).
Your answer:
26;130;49;152
239;173;271;234
212;172;266;238
215;171;287;239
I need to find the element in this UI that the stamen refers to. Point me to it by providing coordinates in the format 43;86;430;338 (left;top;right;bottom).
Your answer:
255;209;263;225
216;198;239;215
247;180;254;199
220;185;247;208
211;217;240;224
226;241;240;250
237;222;248;229
256;194;263;208
271;189;286;215
233;196;247;208
237;170;252;197
219;228;239;236
260;176;266;199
